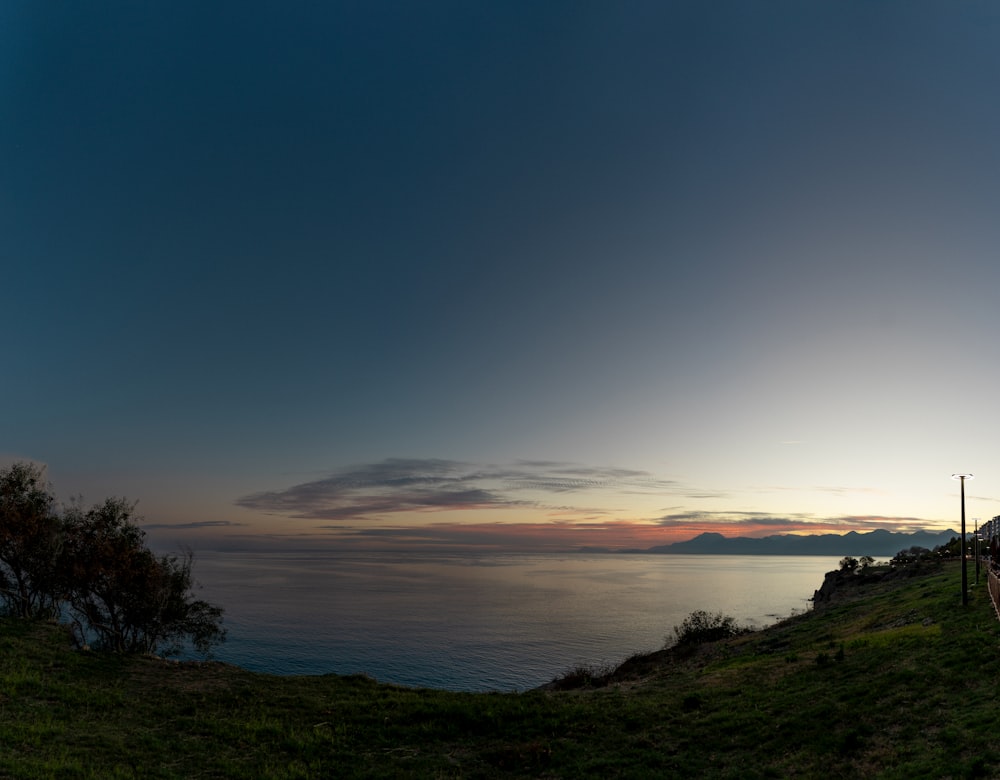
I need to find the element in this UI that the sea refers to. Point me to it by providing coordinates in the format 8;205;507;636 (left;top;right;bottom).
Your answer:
185;552;841;692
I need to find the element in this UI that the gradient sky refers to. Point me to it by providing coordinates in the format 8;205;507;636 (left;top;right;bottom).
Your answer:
4;2;1000;552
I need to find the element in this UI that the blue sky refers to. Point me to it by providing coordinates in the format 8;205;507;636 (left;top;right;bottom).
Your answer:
4;2;1000;551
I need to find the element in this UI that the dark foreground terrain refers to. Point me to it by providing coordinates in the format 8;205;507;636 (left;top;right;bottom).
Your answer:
2;560;998;778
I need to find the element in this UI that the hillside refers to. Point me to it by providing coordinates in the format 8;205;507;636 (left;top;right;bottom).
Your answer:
641;528;958;556
2;560;998;778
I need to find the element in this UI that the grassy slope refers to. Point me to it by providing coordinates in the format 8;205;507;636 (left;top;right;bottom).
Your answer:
2;561;999;779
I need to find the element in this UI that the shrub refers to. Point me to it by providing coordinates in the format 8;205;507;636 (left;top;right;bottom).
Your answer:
670;610;753;648
547;661;617;690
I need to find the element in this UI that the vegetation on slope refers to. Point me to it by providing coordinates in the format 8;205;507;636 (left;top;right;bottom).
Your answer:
2;560;999;779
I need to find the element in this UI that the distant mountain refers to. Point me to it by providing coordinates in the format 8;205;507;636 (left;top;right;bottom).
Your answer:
639;529;959;557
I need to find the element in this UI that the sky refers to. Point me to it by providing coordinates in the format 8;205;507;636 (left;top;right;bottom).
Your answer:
3;1;1000;553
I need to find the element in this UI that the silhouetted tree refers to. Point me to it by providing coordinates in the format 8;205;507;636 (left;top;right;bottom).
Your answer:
60;497;225;655
0;462;62;618
890;548;909;566
931;536;962;558
839;556;859;573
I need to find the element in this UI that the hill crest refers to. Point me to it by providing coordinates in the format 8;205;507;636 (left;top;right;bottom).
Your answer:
632;528;958;556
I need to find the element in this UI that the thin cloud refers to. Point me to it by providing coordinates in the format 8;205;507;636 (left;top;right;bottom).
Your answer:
681;490;729;500
236;458;682;522
824;515;947;533
812;485;886;496
758;484;886;496
142;520;248;529
238;462;522;521
656;511;813;527
502;461;675;494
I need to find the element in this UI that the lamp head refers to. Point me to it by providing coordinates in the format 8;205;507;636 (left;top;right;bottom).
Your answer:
952;473;974;481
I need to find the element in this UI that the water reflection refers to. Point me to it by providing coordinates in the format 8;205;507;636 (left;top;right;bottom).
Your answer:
189;553;841;691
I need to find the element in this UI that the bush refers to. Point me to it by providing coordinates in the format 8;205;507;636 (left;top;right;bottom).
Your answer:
670;610;753;648
551;662;615;690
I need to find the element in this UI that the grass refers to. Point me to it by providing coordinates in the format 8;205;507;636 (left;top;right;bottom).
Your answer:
2;560;1000;778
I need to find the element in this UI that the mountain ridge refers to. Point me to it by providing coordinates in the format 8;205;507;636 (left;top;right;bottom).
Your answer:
614;528;960;556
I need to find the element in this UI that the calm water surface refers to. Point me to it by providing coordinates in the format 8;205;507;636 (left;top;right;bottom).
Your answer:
188;553;840;691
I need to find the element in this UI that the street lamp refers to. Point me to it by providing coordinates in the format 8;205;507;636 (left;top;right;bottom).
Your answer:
952;473;974;605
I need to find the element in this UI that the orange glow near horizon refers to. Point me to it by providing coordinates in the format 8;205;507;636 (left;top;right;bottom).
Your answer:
146;514;952;554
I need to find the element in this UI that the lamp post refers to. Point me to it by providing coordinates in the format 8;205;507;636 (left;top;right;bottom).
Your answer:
952;473;974;605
